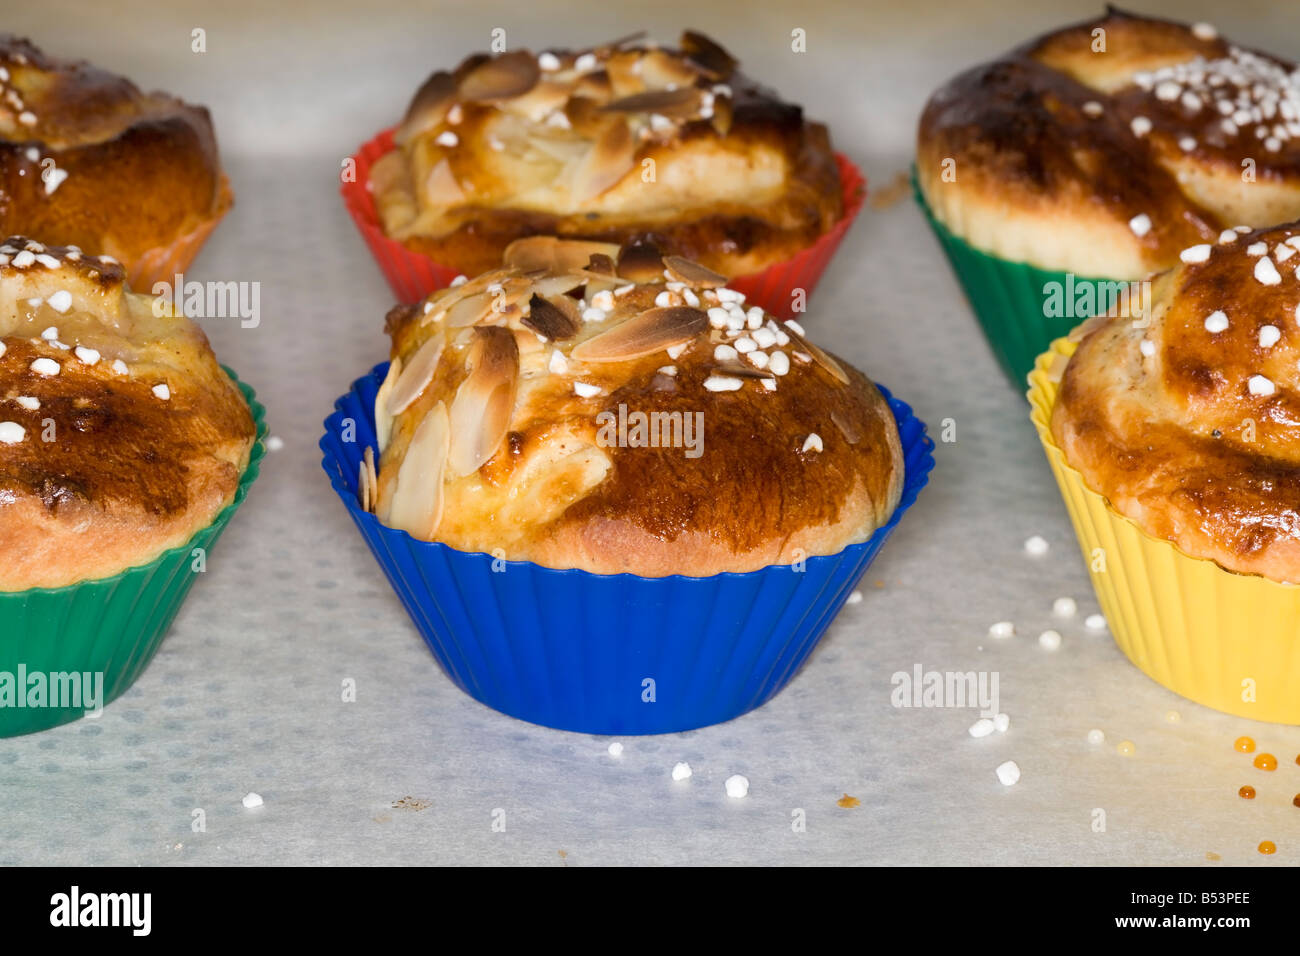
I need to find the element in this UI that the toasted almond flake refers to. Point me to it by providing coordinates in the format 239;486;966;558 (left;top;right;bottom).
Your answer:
571;306;707;362
384;401;450;537
446;327;519;477
374;356;402;452
458;51;540;102
522;294;582;340
389;332;446;415
662;255;727;287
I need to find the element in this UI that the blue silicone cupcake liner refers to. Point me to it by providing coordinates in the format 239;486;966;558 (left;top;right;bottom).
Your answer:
321;363;933;735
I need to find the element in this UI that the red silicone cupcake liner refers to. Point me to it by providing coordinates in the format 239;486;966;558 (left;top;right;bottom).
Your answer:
341;128;865;319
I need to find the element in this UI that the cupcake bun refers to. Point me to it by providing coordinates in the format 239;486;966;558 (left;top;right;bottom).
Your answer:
371;236;903;576
371;31;843;279
917;9;1300;278
1052;220;1300;583
0;36;230;284
0;238;256;590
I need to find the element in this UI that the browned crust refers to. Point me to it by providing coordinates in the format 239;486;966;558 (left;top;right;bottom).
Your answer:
374;33;842;278
0;240;255;590
916;8;1300;275
0;35;228;272
1051;220;1300;583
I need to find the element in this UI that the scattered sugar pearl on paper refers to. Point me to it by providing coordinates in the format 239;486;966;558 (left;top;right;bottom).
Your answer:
607;742;624;757
1052;597;1077;618
241;792;263;809
993;713;1010;733
1038;629;1062;651
1085;613;1107;631
1087;729;1106;745
1024;535;1049;556
969;718;995;738
995;761;1021;787
845;590;863;605
266;436;285;452
724;774;749;799
671;762;692;782
988;621;1015;639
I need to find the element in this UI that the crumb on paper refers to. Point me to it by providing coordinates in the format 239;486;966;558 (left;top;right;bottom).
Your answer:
837;793;860;809
393;796;430;811
241;792;263;809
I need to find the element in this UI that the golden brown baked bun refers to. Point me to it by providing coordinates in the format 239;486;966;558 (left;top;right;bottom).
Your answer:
0;36;230;285
1052;220;1300;583
917;8;1300;278
367;236;902;576
0;237;256;591
371;31;843;279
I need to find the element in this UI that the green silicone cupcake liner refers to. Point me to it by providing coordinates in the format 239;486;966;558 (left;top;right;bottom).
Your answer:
911;169;1126;389
0;368;266;737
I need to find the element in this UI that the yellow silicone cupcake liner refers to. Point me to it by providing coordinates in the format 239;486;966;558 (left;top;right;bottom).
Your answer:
1029;337;1300;725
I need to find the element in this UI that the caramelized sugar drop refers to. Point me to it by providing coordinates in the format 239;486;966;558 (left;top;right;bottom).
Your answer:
1259;841;1277;855
1239;785;1256;799
1254;753;1278;771
1235;736;1256;753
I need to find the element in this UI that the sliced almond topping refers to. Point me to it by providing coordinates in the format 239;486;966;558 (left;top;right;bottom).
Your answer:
573;70;614;104
503;236;621;273
458;51;540;101
386;401;450;539
446;327;520;477
397;71;457;144
710;94;733;136
639;48;700;90
358;459;372;512
781;322;849;385
605;50;647;98
570;307;707;362
571;118;636;201
681;30;738;80
663;255;727;287
601;87;699;116
374;355;403;452
711;359;775;380
616;236;666;281
446;290;497;328
499;79;571;122
388;331;446;414
522;294;582;340
362;446;379;512
830;409;862;445
424;159;465;207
